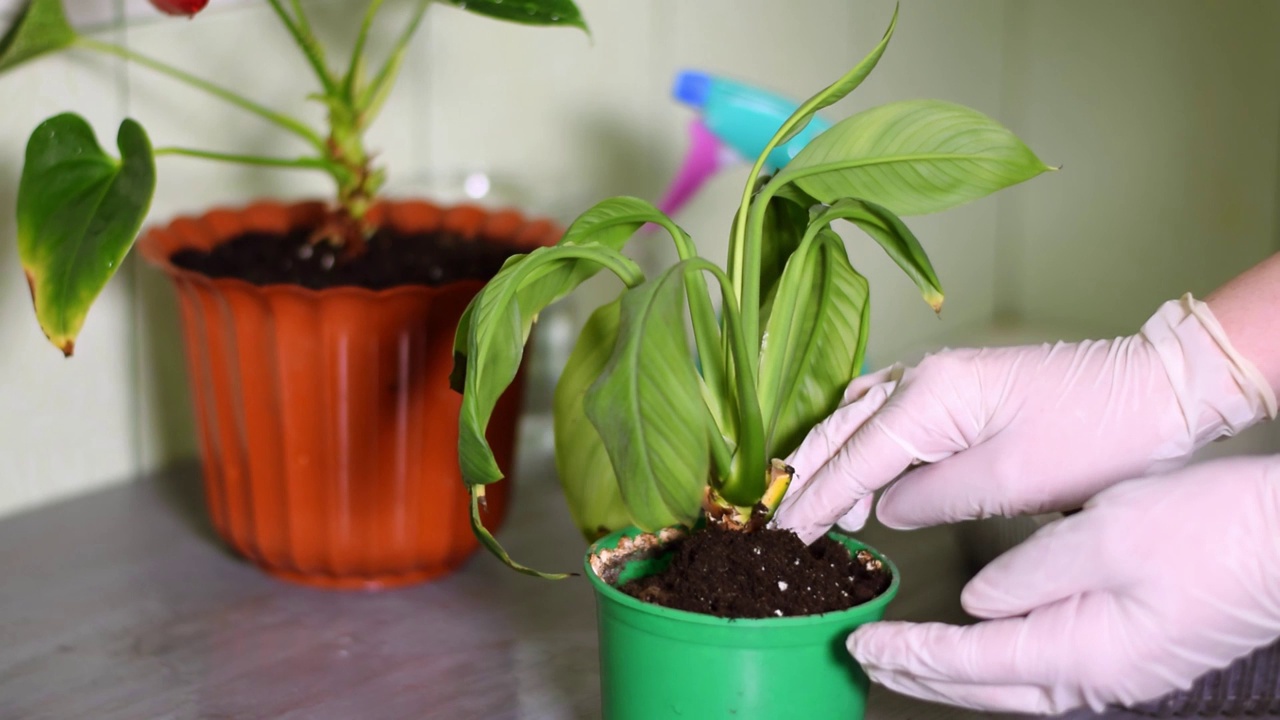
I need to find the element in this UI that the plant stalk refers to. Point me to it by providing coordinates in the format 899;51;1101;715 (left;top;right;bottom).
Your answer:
264;0;336;95
345;0;387;99
77;38;325;151
360;0;431;113
154;146;344;176
689;261;766;506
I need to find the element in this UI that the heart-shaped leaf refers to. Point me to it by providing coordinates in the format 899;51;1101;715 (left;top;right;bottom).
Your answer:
758;229;870;459
784;99;1054;216
584;263;713;531
554;299;631;541
439;0;586;31
0;0;77;74
18;114;156;355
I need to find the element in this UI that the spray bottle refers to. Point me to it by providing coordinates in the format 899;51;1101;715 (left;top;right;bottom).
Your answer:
657;70;833;218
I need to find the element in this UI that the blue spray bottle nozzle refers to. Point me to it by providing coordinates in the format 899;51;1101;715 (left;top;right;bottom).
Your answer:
658;70;833;219
673;70;713;108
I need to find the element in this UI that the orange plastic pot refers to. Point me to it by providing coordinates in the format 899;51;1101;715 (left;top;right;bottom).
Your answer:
138;199;560;590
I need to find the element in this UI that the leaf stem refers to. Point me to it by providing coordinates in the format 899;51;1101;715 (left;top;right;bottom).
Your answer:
264;0;336;95
360;0;431;115
647;215;732;448
289;0;313;33
154;146;344;176
345;0;387;100
76;38;325;151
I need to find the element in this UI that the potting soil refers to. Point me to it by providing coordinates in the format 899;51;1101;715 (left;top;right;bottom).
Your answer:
171;227;524;290
619;526;892;619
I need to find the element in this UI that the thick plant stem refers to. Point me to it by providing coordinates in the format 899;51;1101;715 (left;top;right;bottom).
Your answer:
688;260;766;507
739;189;774;358
77;38;325;150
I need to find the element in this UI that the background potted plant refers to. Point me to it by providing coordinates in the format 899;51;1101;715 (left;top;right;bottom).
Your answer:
1;0;585;589
453;7;1053;717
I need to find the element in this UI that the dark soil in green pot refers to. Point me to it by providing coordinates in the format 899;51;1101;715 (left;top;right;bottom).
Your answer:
586;526;899;720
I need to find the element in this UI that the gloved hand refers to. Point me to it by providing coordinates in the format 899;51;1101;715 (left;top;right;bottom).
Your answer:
774;294;1276;543
848;455;1280;714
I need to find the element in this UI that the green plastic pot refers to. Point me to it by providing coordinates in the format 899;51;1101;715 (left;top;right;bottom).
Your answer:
585;526;900;719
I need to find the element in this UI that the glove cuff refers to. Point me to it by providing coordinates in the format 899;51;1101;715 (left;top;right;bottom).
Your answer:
1141;293;1278;447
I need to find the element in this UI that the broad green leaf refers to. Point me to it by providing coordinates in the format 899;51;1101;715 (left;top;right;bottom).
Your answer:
758;230;870;459
456;244;643;487
466;196;729;440
775;4;898;146
554;299;631;541
18;114;156;355
439;0;587;31
813;198;943;311
584;264;713;531
784;99;1054;216
0;0;77;74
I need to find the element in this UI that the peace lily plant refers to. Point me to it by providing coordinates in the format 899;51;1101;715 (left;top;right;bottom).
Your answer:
1;0;584;356
453;7;1054;577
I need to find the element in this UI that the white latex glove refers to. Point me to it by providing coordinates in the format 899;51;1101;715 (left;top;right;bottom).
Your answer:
774;294;1276;543
849;455;1280;714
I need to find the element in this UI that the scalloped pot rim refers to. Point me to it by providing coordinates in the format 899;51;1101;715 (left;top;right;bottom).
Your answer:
137;198;565;300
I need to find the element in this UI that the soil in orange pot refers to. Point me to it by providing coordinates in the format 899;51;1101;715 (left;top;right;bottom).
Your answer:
170;227;527;289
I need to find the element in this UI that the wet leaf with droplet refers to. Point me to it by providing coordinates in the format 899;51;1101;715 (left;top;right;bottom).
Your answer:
17;114;156;355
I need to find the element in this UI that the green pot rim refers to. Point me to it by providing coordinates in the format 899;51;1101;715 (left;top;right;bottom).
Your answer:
583;525;900;628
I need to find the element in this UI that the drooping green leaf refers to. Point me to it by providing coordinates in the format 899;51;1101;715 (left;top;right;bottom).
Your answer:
584;264;713;531
439;0;586;31
0;0;77;74
469;487;572;579
812;198;943;311
456;244;643;487
554;299;631;541
758;229;870;459
451;196;678;396
775;4;898;146
783;99;1055;217
17;114;156;355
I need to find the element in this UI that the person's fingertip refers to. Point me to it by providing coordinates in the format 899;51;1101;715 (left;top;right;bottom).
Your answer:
847;623;890;664
874;489;928;530
835;495;873;533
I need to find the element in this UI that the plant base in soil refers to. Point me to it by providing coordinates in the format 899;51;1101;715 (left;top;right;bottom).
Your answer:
171;226;526;289
619;526;892;619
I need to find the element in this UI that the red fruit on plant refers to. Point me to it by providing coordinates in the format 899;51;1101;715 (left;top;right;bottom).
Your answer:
149;0;209;16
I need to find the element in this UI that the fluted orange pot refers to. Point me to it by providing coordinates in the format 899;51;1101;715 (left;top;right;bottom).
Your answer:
138;199;560;590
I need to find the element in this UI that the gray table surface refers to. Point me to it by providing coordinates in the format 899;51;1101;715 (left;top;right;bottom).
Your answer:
0;419;1198;720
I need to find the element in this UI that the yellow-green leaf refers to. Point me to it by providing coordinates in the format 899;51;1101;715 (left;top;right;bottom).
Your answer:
785;99;1054;217
758;230;869;460
17;114;156;355
553;299;630;541
584;264;713;531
